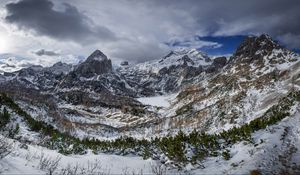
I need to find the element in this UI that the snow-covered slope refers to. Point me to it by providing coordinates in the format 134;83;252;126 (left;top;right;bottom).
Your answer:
1;91;300;174
0;138;156;174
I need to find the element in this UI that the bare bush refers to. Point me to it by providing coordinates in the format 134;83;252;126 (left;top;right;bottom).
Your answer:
79;159;102;174
122;167;144;175
60;159;108;175
25;150;40;166
25;150;39;162
131;169;144;175
151;163;167;175
121;167;130;175
0;136;13;159
60;163;79;175
38;152;62;175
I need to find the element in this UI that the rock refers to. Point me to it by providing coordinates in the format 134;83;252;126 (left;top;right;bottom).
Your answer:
121;61;129;66
181;55;195;66
213;57;227;68
205;66;217;73
3;72;15;76
20;143;28;149
182;66;203;78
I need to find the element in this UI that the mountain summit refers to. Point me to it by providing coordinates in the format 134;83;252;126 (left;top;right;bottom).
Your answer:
234;34;283;62
230;34;299;71
73;49;112;78
86;49;109;62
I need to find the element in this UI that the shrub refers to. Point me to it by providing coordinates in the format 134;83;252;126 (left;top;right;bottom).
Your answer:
222;150;230;160
0;136;13;159
0;107;10;128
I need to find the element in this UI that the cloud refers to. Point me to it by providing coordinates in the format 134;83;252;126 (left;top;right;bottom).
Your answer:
278;33;300;49
4;0;116;44
32;49;60;56
166;36;222;50
1;0;300;64
152;0;300;48
104;39;169;63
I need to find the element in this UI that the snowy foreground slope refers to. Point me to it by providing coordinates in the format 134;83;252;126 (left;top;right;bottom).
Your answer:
0;141;155;174
1;105;299;174
0;34;300;174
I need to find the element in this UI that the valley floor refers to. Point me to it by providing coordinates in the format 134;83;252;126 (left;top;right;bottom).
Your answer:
136;93;177;108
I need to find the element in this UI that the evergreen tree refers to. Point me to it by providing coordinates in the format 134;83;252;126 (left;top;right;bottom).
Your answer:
0;107;10;128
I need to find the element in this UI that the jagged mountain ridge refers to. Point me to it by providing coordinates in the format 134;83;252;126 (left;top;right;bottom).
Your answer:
0;45;228;140
117;48;225;96
0;34;299;140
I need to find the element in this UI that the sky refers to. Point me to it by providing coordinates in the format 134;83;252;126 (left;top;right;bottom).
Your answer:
0;0;299;66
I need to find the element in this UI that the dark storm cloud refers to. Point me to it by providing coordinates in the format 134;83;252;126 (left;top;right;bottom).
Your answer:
148;0;300;48
1;0;300;63
4;0;116;44
32;49;60;56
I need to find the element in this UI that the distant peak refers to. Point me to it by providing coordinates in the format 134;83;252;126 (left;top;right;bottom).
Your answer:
92;49;104;55
259;33;271;39
256;34;277;46
162;51;175;59
87;49;108;62
52;61;63;66
167;48;207;58
73;49;112;78
172;48;196;54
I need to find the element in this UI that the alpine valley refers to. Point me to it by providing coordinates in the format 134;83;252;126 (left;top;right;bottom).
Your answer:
0;34;300;174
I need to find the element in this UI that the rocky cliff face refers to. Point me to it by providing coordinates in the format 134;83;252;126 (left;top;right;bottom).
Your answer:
234;34;281;61
73;50;112;78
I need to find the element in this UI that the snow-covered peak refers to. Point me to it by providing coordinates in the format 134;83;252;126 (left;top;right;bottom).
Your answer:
145;48;211;72
171;48;206;56
118;48;212;76
28;65;43;71
44;61;72;75
160;48;210;64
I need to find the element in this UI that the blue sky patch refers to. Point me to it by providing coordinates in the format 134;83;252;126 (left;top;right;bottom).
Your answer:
196;35;247;56
165;35;248;56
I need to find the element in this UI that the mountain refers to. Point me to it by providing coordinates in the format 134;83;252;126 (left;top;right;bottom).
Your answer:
0;34;300;174
156;34;300;134
0;50;154;139
72;50;112;78
117;48;225;96
1;34;298;137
